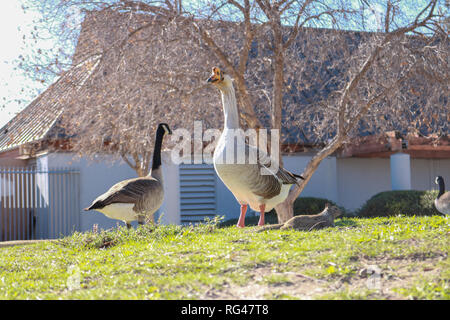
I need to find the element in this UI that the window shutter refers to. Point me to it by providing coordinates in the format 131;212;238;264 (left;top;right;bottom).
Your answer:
179;164;217;224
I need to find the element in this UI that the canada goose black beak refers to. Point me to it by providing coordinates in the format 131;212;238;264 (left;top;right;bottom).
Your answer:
160;123;172;135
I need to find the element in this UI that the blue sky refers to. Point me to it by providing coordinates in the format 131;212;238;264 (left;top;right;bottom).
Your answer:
0;1;45;128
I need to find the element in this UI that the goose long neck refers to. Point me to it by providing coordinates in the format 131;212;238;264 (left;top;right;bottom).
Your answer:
220;84;239;129
149;128;164;179
437;179;445;199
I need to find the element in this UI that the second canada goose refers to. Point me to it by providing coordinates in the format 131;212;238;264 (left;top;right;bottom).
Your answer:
207;67;304;228
84;123;172;227
435;176;450;215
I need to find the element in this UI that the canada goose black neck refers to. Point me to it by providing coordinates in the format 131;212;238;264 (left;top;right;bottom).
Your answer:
437;176;445;199
151;126;165;172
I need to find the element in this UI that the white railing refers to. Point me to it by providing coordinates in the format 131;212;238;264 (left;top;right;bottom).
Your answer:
0;167;80;241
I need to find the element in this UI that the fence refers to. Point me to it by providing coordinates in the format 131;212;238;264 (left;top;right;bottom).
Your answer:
0;167;80;241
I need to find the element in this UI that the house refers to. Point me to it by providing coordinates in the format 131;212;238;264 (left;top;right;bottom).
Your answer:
0;9;448;240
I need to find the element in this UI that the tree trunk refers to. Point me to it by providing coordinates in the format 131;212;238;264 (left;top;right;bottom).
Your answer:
275;136;345;223
274;201;293;224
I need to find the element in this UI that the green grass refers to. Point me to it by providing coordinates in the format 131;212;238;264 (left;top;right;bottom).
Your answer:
0;215;448;299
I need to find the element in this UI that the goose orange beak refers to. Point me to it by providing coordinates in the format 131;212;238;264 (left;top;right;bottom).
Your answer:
207;67;223;83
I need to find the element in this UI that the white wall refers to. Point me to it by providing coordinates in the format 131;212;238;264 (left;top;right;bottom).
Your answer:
283;154;338;203
336;157;391;211
411;158;450;191
336;157;450;211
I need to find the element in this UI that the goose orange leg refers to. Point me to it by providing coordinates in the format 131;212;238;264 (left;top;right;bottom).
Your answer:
258;204;266;226
237;204;247;228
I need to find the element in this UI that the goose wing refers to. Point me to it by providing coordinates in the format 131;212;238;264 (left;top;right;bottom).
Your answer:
87;177;161;210
246;143;303;199
251;143;303;185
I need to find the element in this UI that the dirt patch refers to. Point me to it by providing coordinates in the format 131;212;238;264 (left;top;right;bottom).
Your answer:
199;256;446;299
200;266;332;300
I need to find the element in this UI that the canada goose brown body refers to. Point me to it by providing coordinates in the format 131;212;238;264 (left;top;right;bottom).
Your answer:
435;176;450;215
85;123;172;227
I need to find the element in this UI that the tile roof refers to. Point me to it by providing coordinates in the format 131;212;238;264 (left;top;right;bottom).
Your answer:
0;57;100;153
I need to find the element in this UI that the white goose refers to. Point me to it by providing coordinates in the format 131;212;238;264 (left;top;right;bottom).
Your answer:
207;67;304;227
84;123;172;228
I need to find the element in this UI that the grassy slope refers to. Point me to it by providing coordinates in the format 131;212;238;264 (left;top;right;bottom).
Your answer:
0;216;448;300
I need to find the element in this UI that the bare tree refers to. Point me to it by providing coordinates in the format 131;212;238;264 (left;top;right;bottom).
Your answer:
183;0;448;222
20;1;221;176
271;0;448;222
227;0;448;221
19;0;448;222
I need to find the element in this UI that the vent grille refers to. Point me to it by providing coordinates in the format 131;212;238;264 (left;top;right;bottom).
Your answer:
179;164;217;224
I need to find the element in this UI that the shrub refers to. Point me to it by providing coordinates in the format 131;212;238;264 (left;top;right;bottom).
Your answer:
292;197;343;216
358;190;441;217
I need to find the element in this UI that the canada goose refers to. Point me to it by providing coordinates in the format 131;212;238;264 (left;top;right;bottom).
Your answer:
207;67;304;227
435;176;450;215
84;123;172;228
